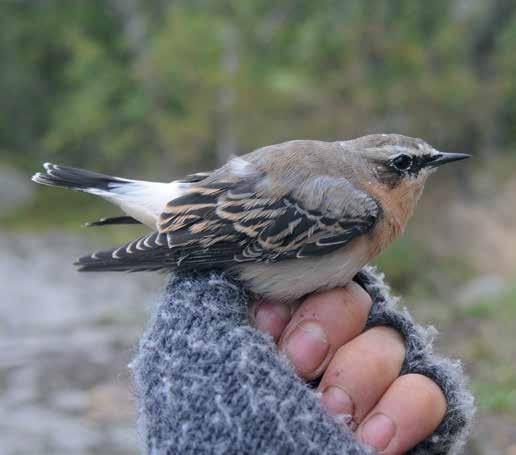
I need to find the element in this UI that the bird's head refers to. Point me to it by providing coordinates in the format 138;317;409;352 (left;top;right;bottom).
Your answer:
344;133;470;189
340;133;470;222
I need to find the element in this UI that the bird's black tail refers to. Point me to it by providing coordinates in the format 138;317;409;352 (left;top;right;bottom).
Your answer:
31;163;131;193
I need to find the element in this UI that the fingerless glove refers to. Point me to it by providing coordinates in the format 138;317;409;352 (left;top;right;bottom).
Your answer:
131;268;474;454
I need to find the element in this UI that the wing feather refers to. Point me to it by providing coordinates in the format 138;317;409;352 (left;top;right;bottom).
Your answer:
76;174;380;272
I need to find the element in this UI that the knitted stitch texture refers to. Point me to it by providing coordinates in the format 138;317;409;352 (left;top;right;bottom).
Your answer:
131;267;474;454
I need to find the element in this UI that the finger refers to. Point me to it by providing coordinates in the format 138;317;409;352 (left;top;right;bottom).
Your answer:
357;374;447;454
279;282;372;380
250;299;292;340
318;326;405;426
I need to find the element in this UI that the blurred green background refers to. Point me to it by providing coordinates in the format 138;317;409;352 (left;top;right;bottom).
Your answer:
1;1;516;454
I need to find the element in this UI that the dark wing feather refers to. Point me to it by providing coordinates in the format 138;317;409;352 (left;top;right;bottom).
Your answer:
75;176;379;272
85;215;142;227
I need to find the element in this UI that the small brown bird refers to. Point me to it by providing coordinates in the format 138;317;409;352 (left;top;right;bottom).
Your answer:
32;134;469;300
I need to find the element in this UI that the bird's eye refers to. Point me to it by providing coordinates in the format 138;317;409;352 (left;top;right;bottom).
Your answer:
392;154;412;171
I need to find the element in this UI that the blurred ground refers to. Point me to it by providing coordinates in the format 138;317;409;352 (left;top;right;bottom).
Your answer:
0;230;162;454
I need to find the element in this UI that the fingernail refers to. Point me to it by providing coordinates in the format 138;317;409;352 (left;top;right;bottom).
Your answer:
321;386;354;418
283;321;329;374
360;413;396;451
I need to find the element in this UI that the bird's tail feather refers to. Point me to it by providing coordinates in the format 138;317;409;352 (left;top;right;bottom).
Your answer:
31;163;132;194
85;216;142;227
32;162;179;228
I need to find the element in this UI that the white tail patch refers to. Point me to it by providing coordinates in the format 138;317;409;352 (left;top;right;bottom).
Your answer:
102;180;190;229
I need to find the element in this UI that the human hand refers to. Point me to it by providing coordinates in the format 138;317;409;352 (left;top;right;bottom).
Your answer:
250;283;447;455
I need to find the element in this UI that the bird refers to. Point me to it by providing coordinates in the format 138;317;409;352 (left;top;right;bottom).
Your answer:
32;134;470;301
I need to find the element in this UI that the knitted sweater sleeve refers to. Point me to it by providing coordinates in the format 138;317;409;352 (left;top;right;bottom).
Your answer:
131;268;474;455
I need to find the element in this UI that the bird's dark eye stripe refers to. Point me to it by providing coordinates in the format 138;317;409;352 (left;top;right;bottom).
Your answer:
411;154;438;169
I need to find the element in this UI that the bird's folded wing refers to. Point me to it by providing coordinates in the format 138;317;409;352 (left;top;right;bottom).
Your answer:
158;176;379;265
76;175;380;271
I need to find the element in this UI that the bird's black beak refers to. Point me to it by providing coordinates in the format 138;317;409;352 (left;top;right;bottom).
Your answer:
426;152;471;168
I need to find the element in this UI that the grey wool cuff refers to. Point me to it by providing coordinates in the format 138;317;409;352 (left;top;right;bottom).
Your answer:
131;268;475;455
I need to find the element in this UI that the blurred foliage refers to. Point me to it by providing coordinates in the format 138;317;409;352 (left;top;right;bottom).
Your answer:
474;379;516;414
1;0;516;180
445;286;516;415
373;229;477;295
458;285;516;323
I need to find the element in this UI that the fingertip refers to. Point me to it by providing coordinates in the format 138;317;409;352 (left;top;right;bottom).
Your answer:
358;374;447;454
303;282;372;314
253;301;291;340
345;280;373;309
399;373;447;422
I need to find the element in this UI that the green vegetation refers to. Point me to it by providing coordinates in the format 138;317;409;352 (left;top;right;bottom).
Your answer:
444;285;516;416
2;187;111;230
374;234;476;295
472;358;516;415
474;379;516;414
458;286;516;321
2;1;516;179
